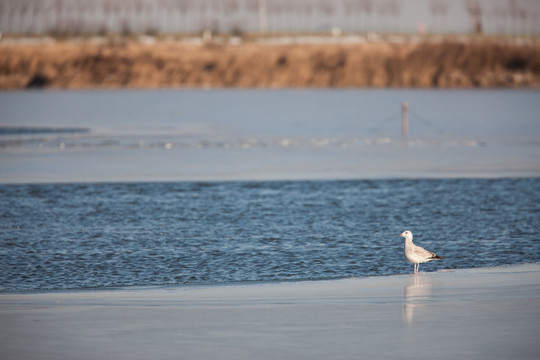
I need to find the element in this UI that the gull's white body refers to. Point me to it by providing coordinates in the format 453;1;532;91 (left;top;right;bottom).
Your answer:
400;230;443;274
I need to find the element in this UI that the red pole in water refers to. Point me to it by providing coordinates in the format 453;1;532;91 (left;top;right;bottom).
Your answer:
402;101;408;138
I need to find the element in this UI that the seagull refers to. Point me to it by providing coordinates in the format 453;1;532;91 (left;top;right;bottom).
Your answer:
400;230;443;274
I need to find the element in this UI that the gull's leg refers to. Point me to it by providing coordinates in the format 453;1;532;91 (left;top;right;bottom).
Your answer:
417;263;420;273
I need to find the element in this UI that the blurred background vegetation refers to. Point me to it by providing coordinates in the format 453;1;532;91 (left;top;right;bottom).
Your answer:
1;0;539;37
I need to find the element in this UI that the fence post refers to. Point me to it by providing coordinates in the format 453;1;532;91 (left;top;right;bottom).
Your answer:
401;101;408;138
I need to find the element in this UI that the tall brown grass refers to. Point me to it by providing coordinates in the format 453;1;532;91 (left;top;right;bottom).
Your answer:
1;40;539;89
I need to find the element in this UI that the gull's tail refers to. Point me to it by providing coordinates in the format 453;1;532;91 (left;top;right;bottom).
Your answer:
432;255;444;260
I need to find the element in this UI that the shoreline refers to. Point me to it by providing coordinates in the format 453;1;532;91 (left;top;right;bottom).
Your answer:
1;261;538;295
2;38;540;90
1;170;540;186
2;262;539;359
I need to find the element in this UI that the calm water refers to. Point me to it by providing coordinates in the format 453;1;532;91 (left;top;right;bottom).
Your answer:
1;178;539;292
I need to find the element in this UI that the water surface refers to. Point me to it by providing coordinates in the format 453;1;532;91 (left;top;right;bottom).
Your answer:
1;89;539;291
1;178;538;292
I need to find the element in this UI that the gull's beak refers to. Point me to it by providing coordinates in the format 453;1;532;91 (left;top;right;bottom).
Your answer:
399;232;405;237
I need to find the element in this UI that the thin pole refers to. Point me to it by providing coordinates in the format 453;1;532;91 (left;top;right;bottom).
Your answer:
401;101;408;138
258;0;268;33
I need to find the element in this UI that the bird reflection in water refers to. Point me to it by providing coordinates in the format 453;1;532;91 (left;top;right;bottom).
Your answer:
403;274;433;323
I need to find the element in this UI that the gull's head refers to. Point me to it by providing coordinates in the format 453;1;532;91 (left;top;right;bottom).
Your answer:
400;230;412;240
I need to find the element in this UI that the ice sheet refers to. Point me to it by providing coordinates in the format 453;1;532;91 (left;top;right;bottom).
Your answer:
1;263;539;360
2;89;540;183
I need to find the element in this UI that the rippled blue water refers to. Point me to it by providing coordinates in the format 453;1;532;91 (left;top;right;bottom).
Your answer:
1;178;539;292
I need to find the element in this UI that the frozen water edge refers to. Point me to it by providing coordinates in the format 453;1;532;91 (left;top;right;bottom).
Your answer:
1;140;540;184
1;263;539;360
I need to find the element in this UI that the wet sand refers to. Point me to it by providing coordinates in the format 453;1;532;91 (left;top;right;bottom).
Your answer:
1;263;539;360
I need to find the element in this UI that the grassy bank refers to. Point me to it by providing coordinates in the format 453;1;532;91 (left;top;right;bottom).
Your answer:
1;38;540;89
